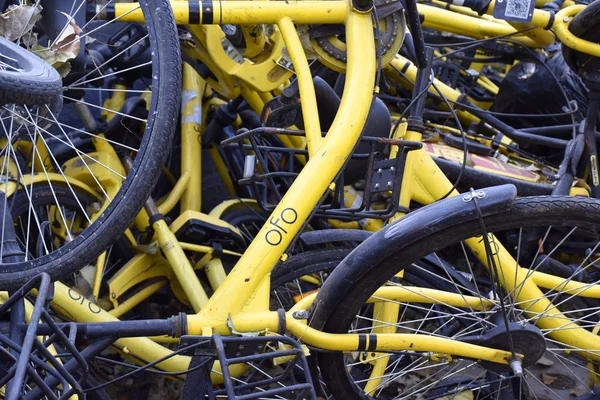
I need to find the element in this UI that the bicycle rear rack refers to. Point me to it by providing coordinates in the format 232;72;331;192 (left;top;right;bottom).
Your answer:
180;334;317;400
221;126;422;220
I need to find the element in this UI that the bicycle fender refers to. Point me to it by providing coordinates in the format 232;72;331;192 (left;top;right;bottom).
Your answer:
384;184;517;241
309;184;517;329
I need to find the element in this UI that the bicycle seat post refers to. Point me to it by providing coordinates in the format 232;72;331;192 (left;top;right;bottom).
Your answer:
407;46;434;128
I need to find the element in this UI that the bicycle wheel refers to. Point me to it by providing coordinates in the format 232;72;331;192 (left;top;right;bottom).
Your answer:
311;195;600;399
0;0;181;288
271;249;349;311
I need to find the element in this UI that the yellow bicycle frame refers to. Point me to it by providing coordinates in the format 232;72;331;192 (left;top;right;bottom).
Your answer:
42;0;600;380
48;0;519;374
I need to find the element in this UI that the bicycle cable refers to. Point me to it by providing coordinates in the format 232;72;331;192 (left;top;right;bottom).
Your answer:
471;189;521;374
432;80;468;200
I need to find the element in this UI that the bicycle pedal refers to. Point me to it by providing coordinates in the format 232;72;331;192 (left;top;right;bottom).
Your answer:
180;334;317;400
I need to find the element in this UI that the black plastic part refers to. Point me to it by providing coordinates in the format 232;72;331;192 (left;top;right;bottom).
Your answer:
536;254;584;280
433;157;554;196
492;53;588;130
553;133;584;195
352;0;374;12
408;47;434;123
462;0;490;13
0;193;25;264
461;322;546;372
403;0;427;68
313;76;391;184
107;23;151;73
261;96;302;128
172;218;245;248
468;103;570;148
239;109;262;130
584;96;600;197
203;98;244;145
33;319;177;339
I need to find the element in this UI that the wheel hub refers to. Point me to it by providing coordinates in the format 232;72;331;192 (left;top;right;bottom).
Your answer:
462;321;547;373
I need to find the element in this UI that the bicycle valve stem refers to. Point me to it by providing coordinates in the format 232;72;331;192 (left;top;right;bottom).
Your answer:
509;357;524;377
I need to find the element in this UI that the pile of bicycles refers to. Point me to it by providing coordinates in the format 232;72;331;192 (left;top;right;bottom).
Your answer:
2;0;600;398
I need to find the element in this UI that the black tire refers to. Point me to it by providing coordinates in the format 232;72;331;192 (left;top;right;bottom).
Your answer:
311;195;600;399
220;207;267;246
272;248;350;289
8;184;96;259
0;37;62;106
271;249;350;311
0;0;181;289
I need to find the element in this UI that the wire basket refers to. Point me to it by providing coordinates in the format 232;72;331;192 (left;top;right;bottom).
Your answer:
0;273;87;400
221;127;422;220
180;334;316;400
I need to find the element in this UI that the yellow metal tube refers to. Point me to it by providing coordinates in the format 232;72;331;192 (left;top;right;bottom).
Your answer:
153;218;209;312
222;310;511;363
93;251;108;301
531;270;600;298
554;6;600;57
197;10;376;322
369;286;494;309
157;171;190;215
114;1;349;25
207;146;236;196
133;172;190;231
285;318;512;363
278;17;322;156
364;301;400;394
180;63;205;213
180;242;242;257
109;280;167;318
419;4;550;47
203;258;228;291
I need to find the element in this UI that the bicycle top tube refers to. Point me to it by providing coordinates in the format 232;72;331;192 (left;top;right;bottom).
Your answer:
99;1;350;25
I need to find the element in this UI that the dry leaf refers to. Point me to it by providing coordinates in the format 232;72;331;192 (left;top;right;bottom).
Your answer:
542;373;558;385
51;11;82;55
0;4;42;42
30;12;83;78
438;392;474;400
